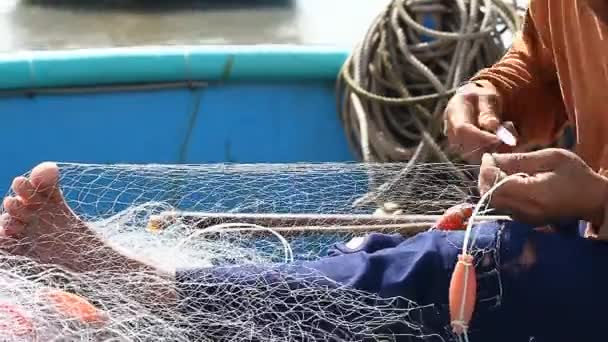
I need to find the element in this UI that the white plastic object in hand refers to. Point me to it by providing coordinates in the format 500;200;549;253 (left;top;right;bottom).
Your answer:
496;124;517;146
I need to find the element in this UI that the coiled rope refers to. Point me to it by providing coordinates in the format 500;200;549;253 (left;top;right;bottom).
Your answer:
338;0;526;210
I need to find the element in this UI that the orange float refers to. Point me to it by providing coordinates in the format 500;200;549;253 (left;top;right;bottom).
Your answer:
445;173;525;337
42;289;108;326
435;203;475;231
448;254;477;336
0;302;35;338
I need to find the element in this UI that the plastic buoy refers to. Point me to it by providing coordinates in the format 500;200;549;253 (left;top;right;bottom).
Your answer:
435;203;474;231
449;254;477;335
0;302;34;337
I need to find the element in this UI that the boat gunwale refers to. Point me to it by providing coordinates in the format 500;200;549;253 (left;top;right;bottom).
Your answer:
0;45;350;91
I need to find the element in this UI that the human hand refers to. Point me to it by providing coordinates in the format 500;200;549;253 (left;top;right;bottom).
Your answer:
478;149;608;226
444;81;517;164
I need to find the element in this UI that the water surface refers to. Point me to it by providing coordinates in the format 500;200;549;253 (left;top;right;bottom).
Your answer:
0;0;391;51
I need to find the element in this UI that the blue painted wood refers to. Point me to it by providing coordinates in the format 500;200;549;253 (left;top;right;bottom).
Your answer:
0;45;356;196
0;82;355;194
0;46;349;89
187;82;350;163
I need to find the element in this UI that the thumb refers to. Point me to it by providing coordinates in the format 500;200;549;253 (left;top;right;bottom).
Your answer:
478;153;507;195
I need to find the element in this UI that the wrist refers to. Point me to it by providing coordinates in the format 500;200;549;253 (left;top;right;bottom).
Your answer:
471;79;498;90
457;79;498;94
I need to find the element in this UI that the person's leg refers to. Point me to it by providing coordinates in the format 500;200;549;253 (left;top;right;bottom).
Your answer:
0;162;502;340
321;222;608;342
178;218;608;342
498;225;608;342
3;163;606;341
177;221;534;341
0;162;160;274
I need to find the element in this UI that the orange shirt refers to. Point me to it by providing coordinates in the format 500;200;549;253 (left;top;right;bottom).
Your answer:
471;0;608;171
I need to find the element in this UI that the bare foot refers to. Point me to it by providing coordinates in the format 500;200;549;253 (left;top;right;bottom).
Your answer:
0;162;144;273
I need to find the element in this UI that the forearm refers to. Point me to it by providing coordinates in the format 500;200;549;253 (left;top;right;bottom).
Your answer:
470;7;567;147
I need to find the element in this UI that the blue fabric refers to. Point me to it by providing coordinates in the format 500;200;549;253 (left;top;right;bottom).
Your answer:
176;220;608;341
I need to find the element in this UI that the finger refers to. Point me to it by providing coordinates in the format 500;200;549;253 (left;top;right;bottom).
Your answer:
477;94;502;132
481;153;497;168
486;174;546;221
445;88;502;163
450;124;502;163
478;154;508;194
490;149;568;175
456;82;503;132
445;94;478;131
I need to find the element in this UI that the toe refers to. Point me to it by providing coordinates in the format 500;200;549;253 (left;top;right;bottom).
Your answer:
0;213;26;238
11;177;35;201
29;162;62;202
3;196;33;223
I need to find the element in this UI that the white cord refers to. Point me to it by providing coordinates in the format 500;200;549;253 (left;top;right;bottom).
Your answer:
176;222;294;263
462;172;528;256
455;171;528;340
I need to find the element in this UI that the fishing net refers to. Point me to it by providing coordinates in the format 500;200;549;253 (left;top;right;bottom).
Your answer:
0;161;509;341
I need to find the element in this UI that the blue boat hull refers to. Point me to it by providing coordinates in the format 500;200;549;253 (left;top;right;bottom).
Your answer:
0;46;355;194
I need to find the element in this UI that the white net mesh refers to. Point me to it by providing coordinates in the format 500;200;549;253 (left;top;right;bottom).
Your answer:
0;162;504;341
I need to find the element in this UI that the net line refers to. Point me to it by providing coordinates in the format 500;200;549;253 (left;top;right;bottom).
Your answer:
0;161;507;341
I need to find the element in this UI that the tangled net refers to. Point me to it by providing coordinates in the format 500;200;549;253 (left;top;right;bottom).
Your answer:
337;0;527;164
0;162;508;341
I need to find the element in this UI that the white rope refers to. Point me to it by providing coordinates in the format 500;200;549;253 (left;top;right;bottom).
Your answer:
176;222;294;264
456;170;528;340
462;172;528;255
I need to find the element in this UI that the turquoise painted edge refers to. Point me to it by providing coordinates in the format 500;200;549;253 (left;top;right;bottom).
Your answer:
0;45;351;90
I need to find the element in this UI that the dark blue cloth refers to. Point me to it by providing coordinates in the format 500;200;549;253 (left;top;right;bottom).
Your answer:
176;220;608;342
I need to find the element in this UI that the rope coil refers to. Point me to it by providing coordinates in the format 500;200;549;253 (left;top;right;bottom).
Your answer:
338;0;525;163
338;0;526;209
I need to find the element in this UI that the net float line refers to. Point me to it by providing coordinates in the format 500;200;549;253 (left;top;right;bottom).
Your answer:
146;211;511;236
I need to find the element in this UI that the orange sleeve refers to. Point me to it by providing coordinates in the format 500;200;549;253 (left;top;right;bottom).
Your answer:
470;3;568;148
